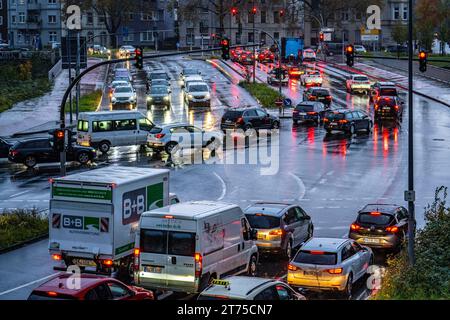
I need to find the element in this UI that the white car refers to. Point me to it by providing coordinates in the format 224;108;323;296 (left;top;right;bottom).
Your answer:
147;123;222;154
182;74;203;88
300;70;323;87
302;48;317;62
111;85;137;108
287;238;373;298
198;277;306;300
108;80;130;100
184;81;211;108
346;74;371;94
119;45;136;57
354;45;367;53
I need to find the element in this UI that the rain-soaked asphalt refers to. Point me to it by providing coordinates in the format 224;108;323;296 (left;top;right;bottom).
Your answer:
0;55;449;300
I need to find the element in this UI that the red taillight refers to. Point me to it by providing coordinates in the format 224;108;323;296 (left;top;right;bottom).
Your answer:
338;119;348;124
269;229;284;236
386;226;399;233
134;248;140;271
102;259;113;266
350;223;361;231
10;150;19;157
323;118;329;122
236;117;244;124
309;96;317;100
370;211;381;216
288;264;298;271
155;133;165;139
164;215;174;219
307;112;317;115
47;291;58;297
52;254;62;261
394;105;399;111
327;268;343;274
242;55;247;59
195;252;203;278
326;95;332;100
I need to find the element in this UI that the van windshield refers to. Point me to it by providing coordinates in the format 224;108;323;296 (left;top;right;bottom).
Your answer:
140;229;196;257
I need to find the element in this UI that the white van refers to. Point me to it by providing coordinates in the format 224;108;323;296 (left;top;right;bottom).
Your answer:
134;201;259;293
77;111;154;153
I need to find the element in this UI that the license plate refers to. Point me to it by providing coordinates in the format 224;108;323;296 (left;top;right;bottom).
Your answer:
364;238;381;244
330;122;337;125
73;259;97;267
299;112;306;116
383;107;391;110
303;271;318;276
144;266;164;273
226;120;232;123
318;97;325;100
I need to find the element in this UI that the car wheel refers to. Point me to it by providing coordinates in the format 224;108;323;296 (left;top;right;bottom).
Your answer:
272;121;280;129
77;152;90;165
24;155;37;168
284;240;293;260
248;255;257;276
165;142;179;155
99;141;110;154
349;124;356;135
342;274;353;299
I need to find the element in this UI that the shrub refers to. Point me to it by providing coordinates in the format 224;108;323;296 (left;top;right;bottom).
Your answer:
239;81;285;108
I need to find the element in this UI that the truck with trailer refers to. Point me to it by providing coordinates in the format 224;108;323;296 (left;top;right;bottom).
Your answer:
48;166;171;277
280;37;304;63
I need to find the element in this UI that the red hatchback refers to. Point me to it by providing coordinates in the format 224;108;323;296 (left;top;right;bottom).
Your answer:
28;273;154;300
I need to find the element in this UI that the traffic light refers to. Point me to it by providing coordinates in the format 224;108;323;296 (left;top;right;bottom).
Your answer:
279;9;285;17
50;129;65;152
345;44;355;67
231;7;238;16
67;129;77;147
135;46;143;70
319;32;324;42
250;6;257;15
221;37;230;60
418;50;427;72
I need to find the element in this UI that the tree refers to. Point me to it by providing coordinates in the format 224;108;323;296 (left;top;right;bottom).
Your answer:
415;0;439;51
391;22;407;46
435;0;450;55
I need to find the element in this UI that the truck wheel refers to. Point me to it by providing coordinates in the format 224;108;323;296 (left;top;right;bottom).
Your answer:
248;255;257;276
99;141;111;153
24;155;37;168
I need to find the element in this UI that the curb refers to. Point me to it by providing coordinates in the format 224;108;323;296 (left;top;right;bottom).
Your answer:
0;233;49;255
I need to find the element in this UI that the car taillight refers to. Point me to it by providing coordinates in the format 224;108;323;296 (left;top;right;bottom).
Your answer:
386;226;399;233
309;96;316;100
288;264;299;271
323;118;329;122
10;150;19;157
307;112;317;115
52;254;62;261
102;259;113;266
327;268;343;274
394;105;399;111
350;223;361;231
134;248;140;271
269;229;284;236
374;104;379;110
339;119;348;124
326;95;332;100
47;291;58;297
236;117;244;124
155;133;165;139
195;252;203;278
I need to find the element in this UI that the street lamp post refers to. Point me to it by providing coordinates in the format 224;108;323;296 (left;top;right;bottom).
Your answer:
252;4;257;84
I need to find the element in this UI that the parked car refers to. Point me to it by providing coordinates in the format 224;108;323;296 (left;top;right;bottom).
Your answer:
198;277;306;300
303;87;332;107
28;273;153;300
293;101;326;125
146;85;171;109
244;202;314;259
0;137;13;158
111;85;136;109
147;123;222;154
287;238;373;298
354;45;367;53
8;138;96;168
184;81;211;108
349;204;409;251
374;96;404;122
221;107;280;132
323;109;372;135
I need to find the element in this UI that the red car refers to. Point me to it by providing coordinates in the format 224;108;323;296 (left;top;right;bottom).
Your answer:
28;273;154;300
257;50;275;63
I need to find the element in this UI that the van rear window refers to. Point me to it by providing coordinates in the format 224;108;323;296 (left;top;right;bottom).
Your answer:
294;251;337;265
140;229;195;257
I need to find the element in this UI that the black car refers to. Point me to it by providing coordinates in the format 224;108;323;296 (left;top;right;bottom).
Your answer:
349;204;409;251
303;87;332;107
0;138;13;158
267;68;288;86
8;138;96;168
244;202;314;259
292;101;326;125
221;107;280;132
371;81;399;101
323;109;372;135
374;96;404;122
147;71;170;85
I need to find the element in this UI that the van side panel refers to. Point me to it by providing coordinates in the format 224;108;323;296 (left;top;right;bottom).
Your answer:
199;214;224;280
218;209;245;277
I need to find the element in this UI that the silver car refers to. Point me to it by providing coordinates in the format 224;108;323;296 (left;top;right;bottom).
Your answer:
146;85;171;109
287;237;373;298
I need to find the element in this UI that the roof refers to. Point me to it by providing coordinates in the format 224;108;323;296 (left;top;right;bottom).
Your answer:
142;201;238;219
32;273;109;296
245;202;292;216
79;110;143;118
157;122;191;129
302;238;348;252
149;70;167;74
54;166;169;185
376;81;396;86
359;204;402;215
200;276;276;299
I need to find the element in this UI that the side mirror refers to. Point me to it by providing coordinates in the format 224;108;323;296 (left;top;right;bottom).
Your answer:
250;229;258;241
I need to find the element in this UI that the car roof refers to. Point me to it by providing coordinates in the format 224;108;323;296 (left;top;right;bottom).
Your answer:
187;81;208;86
157;122;191;129
359;204;402;215
200;276;278;299
225;106;259;112
17;137;49;144
296;101;317;106
141;201;239;219
302;238;348;252
245;202;293;216
31;273;110;296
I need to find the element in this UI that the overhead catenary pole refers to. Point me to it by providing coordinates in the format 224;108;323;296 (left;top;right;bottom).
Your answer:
76;31;80;120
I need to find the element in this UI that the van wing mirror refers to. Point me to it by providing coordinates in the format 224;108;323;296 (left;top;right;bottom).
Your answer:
250;228;258;241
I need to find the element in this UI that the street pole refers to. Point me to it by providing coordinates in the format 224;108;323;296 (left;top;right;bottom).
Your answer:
67;32;73;124
406;0;416;266
76;31;80;120
252;2;256;84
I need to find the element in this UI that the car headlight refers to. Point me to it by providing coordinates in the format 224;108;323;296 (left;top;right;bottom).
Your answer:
188;94;194;100
205;93;210;99
111;97;117;102
147;96;153;101
164;96;169;101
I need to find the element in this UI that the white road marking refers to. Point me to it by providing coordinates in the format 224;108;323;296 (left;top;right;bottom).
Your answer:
319;178;327;184
8;190;30;198
213;172;227;201
0;274;55;297
289;173;306;200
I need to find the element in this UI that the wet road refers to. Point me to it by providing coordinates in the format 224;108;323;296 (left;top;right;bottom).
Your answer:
1;55;449;300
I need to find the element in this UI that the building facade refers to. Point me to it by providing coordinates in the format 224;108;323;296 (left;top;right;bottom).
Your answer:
0;0;7;42
7;0;62;48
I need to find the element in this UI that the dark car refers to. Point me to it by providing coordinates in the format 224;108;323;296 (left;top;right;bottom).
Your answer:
267;67;288;86
147;71;170;85
288;65;305;79
221;107;280;132
238;51;255;65
349;204;409;251
303;87;332;107
244;202;314;259
8;138;96;168
371;81;399;101
28;273;154;300
0;138;13;158
374;96;404;122
292;101;326;125
323;109;372;135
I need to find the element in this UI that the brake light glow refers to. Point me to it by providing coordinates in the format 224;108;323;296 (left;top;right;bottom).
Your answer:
327;268;343;274
375;104;379;110
164;215;174;219
195;252;203;278
10;150;19;157
338;120;348;124
309;96;317;100
310;250;325;255
102;259;113;266
370;211;381;216
236;117;244;124
134;248;140;256
307;112;317;115
155;133;165;139
52;254;62;261
269;229;283;236
288;264;298;271
386;226;399;233
323;118;329;122
350;223;361;231
47;291;58;297
326;95;332;100
394;105;399;111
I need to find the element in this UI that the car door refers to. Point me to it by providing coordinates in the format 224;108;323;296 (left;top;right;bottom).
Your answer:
137;118;154;144
341;242;363;281
256;109;271;129
283;208;301;247
34;139;56;163
350;112;362;130
245;110;260;129
237;217;254;272
294;207;311;244
351;241;370;279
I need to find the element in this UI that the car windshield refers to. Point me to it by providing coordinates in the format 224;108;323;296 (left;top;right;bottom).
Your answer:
354;76;368;81
184;69;198;75
152;80;168;86
358;213;394;226
245;214;280;229
295;104;314;112
294;250;337;265
189;84;208;92
115;86;132;93
151;87;167;94
327;112;345;120
149;127;162;134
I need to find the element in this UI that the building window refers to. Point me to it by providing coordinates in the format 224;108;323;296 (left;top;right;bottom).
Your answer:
12;15;16;24
19;12;25;23
402;5;408;20
17;33;24;43
341;10;349;21
260;33;266;45
19;0;24;4
158;10;164;22
248;13;254;24
48;15;56;24
274;32;279;40
393;5;400;20
274;11;280;23
199;21;208;35
49;31;57;43
128;13;134;21
141;31;153;42
186;28;194;45
87;12;93;25
123;31;134;42
98;15;105;24
248;32;254;43
235;32;241;45
260;11;266;23
48;0;56;4
141;12;154;21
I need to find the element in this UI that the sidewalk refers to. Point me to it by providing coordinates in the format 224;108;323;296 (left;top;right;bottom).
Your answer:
0;58;107;137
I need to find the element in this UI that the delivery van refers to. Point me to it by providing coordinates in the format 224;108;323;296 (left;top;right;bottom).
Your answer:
49;166;170;276
76;111;154;154
134;201;259;293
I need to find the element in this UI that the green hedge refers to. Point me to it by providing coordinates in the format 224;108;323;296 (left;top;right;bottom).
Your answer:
0;209;49;250
239;81;285;109
65;89;103;113
374;186;450;299
0;79;52;113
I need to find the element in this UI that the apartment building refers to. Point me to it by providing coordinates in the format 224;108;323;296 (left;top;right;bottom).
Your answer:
0;0;7;42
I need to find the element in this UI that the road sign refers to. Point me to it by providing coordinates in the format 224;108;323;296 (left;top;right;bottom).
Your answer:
323;33;332;42
283;98;292;106
195;36;211;40
321;27;334;33
361;35;379;41
61;36;87;69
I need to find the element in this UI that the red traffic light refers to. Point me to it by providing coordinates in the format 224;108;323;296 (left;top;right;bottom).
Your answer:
251;6;257;14
222;39;229;46
319;32;324;41
418;51;427;59
231;7;238;16
55;130;64;139
135;48;142;55
280;9;285;17
346;45;353;53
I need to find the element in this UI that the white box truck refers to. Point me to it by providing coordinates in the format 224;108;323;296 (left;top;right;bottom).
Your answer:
134;201;259;293
49;166;170;276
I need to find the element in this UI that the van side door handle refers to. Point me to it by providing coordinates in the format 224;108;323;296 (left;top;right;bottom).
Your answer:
171;256;177;264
